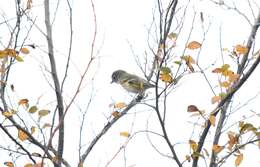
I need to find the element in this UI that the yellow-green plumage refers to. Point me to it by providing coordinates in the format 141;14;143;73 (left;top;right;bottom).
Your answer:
111;70;155;93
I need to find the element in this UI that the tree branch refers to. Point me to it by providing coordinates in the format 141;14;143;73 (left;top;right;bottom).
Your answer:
44;0;65;166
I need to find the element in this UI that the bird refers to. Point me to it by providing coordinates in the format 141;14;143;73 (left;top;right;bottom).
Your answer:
111;70;155;94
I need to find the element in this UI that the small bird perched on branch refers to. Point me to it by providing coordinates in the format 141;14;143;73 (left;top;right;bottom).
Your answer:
111;70;155;94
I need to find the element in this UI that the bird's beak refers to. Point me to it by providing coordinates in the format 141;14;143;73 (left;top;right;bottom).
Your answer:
110;80;114;84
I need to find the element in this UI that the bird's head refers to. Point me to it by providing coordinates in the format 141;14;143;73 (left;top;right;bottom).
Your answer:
111;70;126;83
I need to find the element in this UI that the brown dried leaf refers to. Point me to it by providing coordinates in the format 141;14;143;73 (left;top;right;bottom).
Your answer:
187;41;201;50
187;105;200;112
209;115;216;127
18;129;29;141
235;154;243;166
212;144;224;154
235;45;248;55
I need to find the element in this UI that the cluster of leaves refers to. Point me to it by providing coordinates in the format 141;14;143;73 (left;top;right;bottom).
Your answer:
0;47;29;62
186;102;260;166
2;98;51;142
157;32;201;85
4;161;43;167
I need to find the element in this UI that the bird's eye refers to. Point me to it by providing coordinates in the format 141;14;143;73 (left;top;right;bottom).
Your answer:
112;74;116;81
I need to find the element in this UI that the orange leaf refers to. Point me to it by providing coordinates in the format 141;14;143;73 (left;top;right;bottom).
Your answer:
235;154;243;166
187;105;200;112
18;99;29;106
235;45;248;55
209;115;216;126
0;50;9;58
4;162;14;167
212;68;222;73
211;96;221;104
212;144;224;154
187;41;201;49
189;140;198;152
24;163;33;167
112;111;121;118
20;47;30;54
18;129;29;141
120;131;130;138
228;73;239;82
114;102;127;109
4;48;17;57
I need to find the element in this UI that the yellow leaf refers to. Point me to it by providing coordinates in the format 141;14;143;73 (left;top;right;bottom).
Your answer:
38;109;50;117
18;99;29;106
239;123;256;133
235;154;243;166
29;106;38;113
189;140;198;152
114;102;127;109
18;129;29;141
4;48;17;57
21;47;30;54
209;115;216;126
15;55;24;62
235;45;248;55
120;131;130;137
220;81;230;88
160;73;173;83
187;41;201;49
112;111;121;118
31;126;36;134
212;144;224;154
0;50;9;58
211;96;221;104
24;163;33;167
2;111;13;117
4;161;14;167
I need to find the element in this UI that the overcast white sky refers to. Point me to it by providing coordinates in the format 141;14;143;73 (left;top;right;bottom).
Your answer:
0;0;260;166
